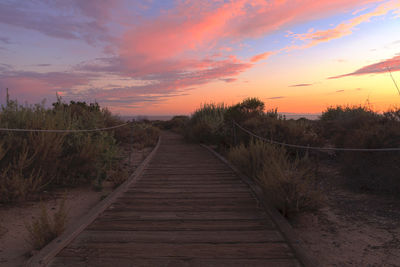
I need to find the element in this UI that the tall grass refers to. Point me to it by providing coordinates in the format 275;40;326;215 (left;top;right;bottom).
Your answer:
229;140;321;217
186;103;228;143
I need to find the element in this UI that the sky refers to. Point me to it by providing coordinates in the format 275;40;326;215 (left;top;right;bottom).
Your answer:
0;0;399;116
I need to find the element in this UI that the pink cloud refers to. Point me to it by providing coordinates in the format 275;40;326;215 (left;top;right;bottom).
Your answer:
286;0;400;50
329;54;400;79
1;0;390;111
0;69;95;103
250;51;275;63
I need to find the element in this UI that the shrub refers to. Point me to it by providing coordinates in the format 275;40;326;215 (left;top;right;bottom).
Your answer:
0;96;127;203
320;105;400;195
157;115;189;134
132;123;160;149
25;198;67;250
186;103;227;144
225;97;265;124
228;140;321;217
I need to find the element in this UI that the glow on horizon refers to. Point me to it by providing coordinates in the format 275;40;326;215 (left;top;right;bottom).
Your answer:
0;0;399;115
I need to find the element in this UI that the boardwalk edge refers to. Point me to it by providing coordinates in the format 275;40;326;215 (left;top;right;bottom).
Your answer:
26;136;162;267
201;144;318;267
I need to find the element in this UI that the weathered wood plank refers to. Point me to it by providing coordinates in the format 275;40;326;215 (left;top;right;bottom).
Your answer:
118;192;255;199
50;257;301;267
87;219;271;231
126;187;249;193
106;203;261;212
113;198;256;205
59;243;294;259
97;210;270;221
74;230;284;243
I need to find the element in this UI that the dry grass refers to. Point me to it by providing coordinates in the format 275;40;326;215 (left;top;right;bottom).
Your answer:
0;95;160;203
228;140;322;217
25;198;67;250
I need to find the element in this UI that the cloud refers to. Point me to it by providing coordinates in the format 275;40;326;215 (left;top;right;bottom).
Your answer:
336;89;345;92
266;96;286;100
250;51;274;62
0;0;388;110
0;36;11;44
35;64;52;67
220;78;237;83
286;0;400;50
329;54;400;79
0;68;96;102
0;1;123;45
289;83;313;87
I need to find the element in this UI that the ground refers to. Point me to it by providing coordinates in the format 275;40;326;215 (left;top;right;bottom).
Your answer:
0;146;152;266
1;146;399;266
292;161;400;267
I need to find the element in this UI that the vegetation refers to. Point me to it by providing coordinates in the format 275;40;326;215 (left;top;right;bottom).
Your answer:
25;198;67;250
320;105;400;193
185;103;227;144
180;97;400;216
0;94;159;203
229;140;321;217
156;115;189;135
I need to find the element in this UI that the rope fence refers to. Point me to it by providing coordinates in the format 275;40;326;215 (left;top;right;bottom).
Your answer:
0;122;130;133
233;120;400;152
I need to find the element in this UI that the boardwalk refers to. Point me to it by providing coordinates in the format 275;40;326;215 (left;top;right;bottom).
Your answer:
47;132;305;266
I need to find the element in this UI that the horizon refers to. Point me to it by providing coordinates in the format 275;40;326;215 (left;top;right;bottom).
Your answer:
0;1;400;115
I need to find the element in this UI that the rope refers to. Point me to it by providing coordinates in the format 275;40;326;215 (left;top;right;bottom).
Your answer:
0;122;130;133
233;121;400;152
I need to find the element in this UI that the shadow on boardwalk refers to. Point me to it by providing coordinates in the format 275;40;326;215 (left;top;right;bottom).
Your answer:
44;132;305;266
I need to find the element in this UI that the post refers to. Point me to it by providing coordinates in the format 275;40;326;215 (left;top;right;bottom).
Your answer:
232;120;237;146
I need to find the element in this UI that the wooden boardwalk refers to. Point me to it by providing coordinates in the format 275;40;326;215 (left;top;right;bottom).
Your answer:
48;132;305;266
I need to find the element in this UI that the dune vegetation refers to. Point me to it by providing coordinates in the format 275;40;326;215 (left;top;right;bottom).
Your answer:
0;94;159;204
168;97;400;217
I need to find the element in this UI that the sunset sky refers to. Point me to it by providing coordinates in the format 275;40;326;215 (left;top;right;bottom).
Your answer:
0;0;399;115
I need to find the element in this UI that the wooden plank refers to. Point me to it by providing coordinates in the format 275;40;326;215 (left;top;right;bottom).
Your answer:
139;176;240;181
113;198;256;205
50;257;301;267
129;184;248;189
106;203;261;212
126;187;249;193
73;230;284;243
136;180;245;185
97;211;270;221
87;219;271;231
118;192;255;199
59;243;294;259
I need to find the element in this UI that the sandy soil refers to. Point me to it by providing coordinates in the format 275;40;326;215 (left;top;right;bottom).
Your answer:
292;162;400;267
0;147;152;266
